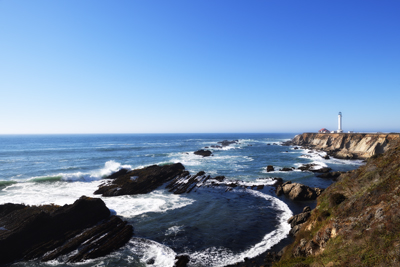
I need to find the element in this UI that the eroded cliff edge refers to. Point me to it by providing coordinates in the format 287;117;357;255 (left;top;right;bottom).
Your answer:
274;138;400;267
284;133;400;159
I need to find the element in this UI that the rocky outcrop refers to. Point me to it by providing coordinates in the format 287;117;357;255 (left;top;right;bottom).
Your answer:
194;149;212;157
284;133;400;159
210;140;239;149
277;139;400;266
277;181;324;201
288;206;312;236
266;165;275;172
94;163;187;196
0;196;133;265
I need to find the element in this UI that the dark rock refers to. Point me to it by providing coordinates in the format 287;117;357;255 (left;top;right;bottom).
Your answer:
280;167;293;172
303;206;311;213
273;177;284;185
288;211;311;228
146;258;155;264
214;176;225;182
95;163;186;196
287;206;312;236
174;254;190;267
194;150;212;157
310;167;332;173
316;171;342;180
266;165;275;172
294;147;299;150
276;185;283;196
322;155;330;159
218;140;239;147
0;196;133;265
297;164;317;171
106;168;129;179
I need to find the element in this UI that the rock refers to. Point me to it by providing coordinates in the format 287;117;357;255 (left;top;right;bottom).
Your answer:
94;163;186;196
282;183;324;201
214;176;225;182
297;164;317;171
322;155;330;160
310;167;332;173
303;206;311;213
294;147;299;150
280;167;293;172
174;254;190;267
276;185;283;196
0;196;133;265
316;171;342;180
266;165;275;172
217;140;239;147
288;211;311;228
106;168;130;179
194;150;212;157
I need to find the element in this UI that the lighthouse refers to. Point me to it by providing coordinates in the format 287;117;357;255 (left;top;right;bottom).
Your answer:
338;112;343;133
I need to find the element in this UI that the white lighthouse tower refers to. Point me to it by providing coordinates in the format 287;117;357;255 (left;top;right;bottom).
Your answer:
338;112;343;133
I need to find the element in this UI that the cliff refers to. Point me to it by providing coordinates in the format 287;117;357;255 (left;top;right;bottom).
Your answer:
275;138;400;267
286;133;400;159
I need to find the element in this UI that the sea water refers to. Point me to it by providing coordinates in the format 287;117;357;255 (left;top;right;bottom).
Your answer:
0;134;364;266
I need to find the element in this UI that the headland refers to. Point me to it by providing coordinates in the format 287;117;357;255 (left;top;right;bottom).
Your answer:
284;132;400;159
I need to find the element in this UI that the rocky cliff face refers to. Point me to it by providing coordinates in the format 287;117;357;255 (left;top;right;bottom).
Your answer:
286;133;400;159
276;139;400;267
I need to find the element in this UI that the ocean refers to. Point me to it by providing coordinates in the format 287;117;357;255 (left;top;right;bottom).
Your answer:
0;133;364;267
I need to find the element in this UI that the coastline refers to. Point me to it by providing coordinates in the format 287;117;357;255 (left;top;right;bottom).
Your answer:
0;133;369;267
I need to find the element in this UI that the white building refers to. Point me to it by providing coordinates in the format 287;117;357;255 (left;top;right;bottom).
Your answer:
338;112;343;133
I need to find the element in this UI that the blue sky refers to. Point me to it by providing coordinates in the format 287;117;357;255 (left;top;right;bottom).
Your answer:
1;0;399;134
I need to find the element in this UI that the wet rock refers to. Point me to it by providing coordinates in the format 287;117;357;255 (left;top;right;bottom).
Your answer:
194;150;212;157
322;154;330;160
174;254;190;267
0;196;133;265
266;165;275;172
106;168;129;179
310;167;332;173
280;167;294;172
297;164;317;171
218;140;239;147
214;176;226;182
95;163;186;196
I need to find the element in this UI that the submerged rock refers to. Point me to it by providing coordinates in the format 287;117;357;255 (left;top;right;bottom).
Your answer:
95;163;186;196
0;196;133;265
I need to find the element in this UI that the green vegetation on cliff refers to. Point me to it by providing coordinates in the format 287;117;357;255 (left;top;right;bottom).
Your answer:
276;139;400;267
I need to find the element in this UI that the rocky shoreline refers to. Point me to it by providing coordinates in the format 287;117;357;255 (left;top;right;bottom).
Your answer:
0;196;133;265
284;132;400;159
1;136;382;267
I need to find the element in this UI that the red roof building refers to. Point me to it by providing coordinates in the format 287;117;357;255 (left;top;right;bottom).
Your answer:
318;128;330;133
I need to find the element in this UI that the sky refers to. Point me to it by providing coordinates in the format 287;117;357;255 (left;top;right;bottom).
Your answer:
1;0;399;134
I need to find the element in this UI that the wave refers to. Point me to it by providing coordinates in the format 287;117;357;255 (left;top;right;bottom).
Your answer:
129;237;176;267
0;180;18;188
188;189;292;266
28;176;63;183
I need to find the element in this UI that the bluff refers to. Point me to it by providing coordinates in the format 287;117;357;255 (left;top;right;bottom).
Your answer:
285;133;400;159
275;138;400;267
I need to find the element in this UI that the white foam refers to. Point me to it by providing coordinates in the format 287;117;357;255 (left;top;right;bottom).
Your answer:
129;238;177;267
102;190;195;218
188;189;292;266
165;225;184;236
